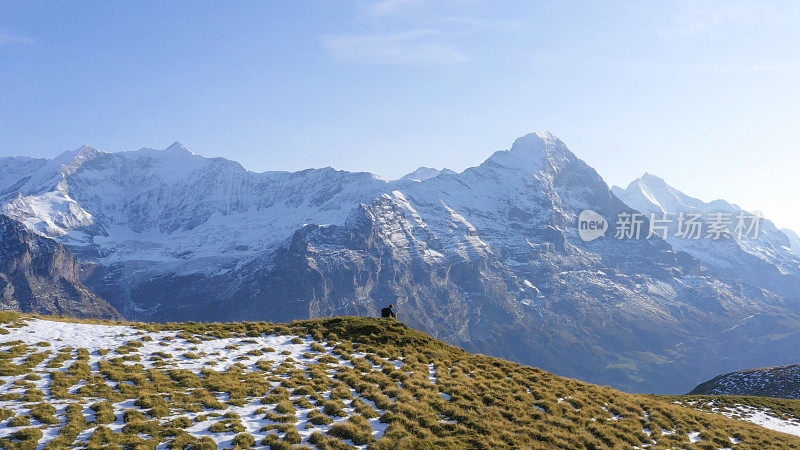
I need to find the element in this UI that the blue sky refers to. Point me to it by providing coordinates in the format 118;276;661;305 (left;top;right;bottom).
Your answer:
2;1;799;231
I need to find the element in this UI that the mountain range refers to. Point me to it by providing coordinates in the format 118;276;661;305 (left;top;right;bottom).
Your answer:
2;132;800;394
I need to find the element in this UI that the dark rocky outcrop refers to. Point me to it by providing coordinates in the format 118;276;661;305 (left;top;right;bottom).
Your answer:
0;214;120;319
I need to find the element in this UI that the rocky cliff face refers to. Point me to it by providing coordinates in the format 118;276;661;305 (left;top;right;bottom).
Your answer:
0;214;119;319
2;133;800;393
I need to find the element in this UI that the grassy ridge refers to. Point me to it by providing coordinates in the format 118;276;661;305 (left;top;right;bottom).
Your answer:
0;312;799;448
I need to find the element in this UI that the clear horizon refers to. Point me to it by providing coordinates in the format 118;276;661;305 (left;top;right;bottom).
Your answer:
2;1;799;231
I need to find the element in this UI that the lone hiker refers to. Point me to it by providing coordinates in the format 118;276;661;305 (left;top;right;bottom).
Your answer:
381;304;396;319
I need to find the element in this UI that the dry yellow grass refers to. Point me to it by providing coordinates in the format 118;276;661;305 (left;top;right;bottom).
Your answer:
0;311;798;448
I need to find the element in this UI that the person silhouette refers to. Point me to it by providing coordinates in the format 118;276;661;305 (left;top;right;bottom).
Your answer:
380;304;396;318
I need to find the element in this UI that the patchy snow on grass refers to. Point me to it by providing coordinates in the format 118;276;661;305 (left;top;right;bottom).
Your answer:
718;405;800;438
680;398;800;439
687;431;702;443
0;317;404;448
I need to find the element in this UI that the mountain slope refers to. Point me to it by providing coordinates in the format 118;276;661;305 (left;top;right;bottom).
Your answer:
1;313;800;449
689;365;800;398
784;228;800;256
4;133;800;394
612;173;800;298
0;214;119;319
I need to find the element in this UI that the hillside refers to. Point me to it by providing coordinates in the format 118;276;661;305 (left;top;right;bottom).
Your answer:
1;314;800;449
689;365;800;398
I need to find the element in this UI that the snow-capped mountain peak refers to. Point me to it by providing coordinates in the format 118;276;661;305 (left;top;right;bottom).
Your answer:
166;141;191;153
613;173;800;297
615;173;741;216
399;166;455;182
616;173;698;214
482;131;577;177
53;144;103;167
